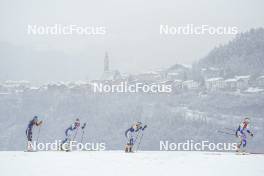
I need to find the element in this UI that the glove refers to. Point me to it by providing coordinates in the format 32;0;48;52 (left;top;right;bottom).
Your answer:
250;133;254;137
82;123;87;129
142;125;147;131
38;120;43;125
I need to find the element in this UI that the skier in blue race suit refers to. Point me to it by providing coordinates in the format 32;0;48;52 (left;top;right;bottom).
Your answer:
62;118;81;146
125;122;147;153
26;116;43;151
235;118;254;153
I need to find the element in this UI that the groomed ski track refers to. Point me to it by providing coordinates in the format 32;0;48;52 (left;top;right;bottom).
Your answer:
1;151;263;176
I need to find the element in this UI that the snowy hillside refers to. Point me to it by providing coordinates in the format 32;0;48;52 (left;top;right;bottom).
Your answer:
198;28;264;76
1;151;264;176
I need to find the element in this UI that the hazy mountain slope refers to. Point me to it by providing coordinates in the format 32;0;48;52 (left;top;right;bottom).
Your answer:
198;28;264;76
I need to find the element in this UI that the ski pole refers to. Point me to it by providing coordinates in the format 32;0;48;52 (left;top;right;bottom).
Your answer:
81;131;84;143
36;126;41;144
135;133;144;152
224;127;235;131
134;131;141;143
80;123;87;143
217;130;235;136
25;128;28;150
72;129;79;141
131;131;141;152
134;125;147;152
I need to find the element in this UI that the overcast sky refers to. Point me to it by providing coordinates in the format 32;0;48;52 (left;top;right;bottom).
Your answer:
0;0;264;81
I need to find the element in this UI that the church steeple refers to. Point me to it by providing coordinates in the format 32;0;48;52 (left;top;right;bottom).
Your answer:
104;52;109;72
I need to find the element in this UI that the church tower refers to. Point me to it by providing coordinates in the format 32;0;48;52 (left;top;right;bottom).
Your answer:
101;52;121;80
104;52;109;72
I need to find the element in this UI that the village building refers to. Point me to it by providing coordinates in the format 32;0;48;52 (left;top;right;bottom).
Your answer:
235;75;250;90
182;80;199;90
134;71;162;82
166;64;190;80
224;78;237;91
256;75;264;87
172;80;183;90
205;77;225;90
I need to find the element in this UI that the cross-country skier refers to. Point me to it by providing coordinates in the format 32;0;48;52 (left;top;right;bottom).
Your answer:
26;116;43;151
61;118;81;150
235;118;254;153
125;122;147;153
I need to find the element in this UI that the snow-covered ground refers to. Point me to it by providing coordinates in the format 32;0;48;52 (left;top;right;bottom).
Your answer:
1;151;263;176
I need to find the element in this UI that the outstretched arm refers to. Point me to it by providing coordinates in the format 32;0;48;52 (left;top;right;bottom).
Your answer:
136;125;147;132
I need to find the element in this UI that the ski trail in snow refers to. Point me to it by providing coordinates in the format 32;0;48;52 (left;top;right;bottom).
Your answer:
1;151;263;176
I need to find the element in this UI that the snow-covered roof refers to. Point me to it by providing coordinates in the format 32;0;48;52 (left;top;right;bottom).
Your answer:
158;80;173;84
174;79;182;83
30;87;40;90
74;80;88;85
181;64;192;69
167;72;179;76
138;71;159;75
182;80;196;84
245;87;264;93
5;80;30;84
206;77;223;82
257;75;264;80
225;78;237;82
235;75;250;80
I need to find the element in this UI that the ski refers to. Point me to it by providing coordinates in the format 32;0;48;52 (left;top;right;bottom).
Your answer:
236;152;250;155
